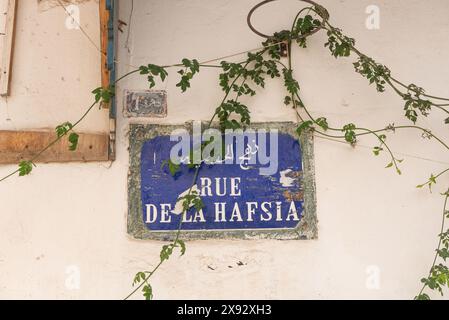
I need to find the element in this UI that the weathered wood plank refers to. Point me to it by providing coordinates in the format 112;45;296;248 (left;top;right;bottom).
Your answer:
0;130;110;164
0;0;17;96
99;0;110;109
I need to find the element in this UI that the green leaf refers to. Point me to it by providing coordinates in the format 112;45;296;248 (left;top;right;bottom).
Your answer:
373;146;383;156
139;64;168;88
342;123;357;145
181;58;191;68
68;133;79;151
315;117;329;131
429;174;437;184
92;87;102;103
142;284;153;301
169;161;180;176
177;191;204;214
18;161;34;177
176;75;192;92
160;244;174;262
415;293;431;300
139;65;149;75
296;121;313;136
353;56;389;92
133;272;146;286
181;58;200;74
146;75;156;88
216;100;251;132
92;86;115;104
176;239;187;256
264;60;280;79
283;69;300;96
193;196;204;211
176;59;201;92
293;15;322;48
55;122;73;138
325;28;355;58
403;95;432;124
437;248;449;261
161;159;181;177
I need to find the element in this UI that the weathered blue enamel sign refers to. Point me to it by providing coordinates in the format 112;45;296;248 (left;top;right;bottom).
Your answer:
128;123;317;240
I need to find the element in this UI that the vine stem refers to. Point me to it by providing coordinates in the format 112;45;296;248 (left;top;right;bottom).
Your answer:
286;15;402;172
355;126;449;151
321;18;449;116
0;40;285;182
274;26;449;155
418;168;449;189
127;7;449;300
160;41;285;70
123;54;262;300
389;77;449;103
284;38;421;174
1;4;447;300
0;100;98;183
285;16;449;299
277;56;449;153
0;68;143;184
359;127;401;171
310;124;449;151
417;190;449;298
123;168;200;301
433;168;449;181
123;4;449;301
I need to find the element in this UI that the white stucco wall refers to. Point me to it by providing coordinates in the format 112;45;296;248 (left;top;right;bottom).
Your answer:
0;0;448;299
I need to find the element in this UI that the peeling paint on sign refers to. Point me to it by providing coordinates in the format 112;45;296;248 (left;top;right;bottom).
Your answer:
127;122;317;241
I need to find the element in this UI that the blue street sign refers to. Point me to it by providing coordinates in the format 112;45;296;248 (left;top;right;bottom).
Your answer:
141;133;304;231
127;123;317;240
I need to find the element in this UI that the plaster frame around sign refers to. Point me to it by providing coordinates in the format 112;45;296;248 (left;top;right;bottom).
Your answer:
127;122;317;241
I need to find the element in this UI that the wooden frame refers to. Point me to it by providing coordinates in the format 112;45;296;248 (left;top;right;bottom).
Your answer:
100;0;110;90
0;131;109;164
0;1;115;165
0;0;17;96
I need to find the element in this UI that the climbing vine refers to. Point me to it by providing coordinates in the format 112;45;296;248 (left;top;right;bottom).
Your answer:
0;1;448;300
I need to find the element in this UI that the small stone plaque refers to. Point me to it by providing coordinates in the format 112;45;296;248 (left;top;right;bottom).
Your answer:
124;90;167;118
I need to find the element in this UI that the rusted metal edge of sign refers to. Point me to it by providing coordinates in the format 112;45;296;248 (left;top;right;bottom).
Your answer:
127;122;317;241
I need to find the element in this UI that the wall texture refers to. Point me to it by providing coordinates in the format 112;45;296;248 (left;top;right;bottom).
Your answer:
0;0;448;299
